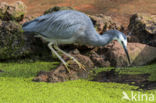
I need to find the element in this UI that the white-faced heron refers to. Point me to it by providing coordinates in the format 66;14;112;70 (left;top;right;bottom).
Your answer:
22;10;130;72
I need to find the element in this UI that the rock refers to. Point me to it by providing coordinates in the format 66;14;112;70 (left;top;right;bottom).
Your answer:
0;2;8;19
0;1;26;21
33;71;49;82
33;42;156;83
128;43;156;66
105;42;156;66
33;53;94;83
128;13;156;47
0;19;51;60
89;51;110;67
0;20;29;59
20;15;35;25
89;14;124;34
44;6;73;14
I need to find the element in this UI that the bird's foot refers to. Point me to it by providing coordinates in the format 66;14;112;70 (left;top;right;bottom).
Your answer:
63;63;71;73
53;46;86;71
70;57;86;71
75;60;86;71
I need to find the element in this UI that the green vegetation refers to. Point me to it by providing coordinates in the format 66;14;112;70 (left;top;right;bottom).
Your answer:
0;61;156;103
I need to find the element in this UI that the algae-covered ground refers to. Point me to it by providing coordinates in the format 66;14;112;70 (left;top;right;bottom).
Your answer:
0;61;156;103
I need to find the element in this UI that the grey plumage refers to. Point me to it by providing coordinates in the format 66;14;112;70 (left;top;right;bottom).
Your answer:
23;11;89;39
23;10;130;71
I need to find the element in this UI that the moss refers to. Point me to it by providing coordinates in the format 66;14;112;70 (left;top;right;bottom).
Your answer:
0;11;5;19
0;61;155;103
0;20;28;59
11;11;24;21
0;1;26;21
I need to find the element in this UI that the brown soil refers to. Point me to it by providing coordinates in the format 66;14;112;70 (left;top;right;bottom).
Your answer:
92;69;156;90
1;0;156;27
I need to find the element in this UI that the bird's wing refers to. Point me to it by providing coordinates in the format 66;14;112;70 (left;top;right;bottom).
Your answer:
22;13;53;33
40;10;88;39
23;10;90;39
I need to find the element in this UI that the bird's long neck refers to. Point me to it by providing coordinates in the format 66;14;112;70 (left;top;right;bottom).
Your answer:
98;33;114;46
87;30;115;46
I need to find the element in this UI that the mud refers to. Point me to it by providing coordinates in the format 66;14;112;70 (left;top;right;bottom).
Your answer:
0;70;4;73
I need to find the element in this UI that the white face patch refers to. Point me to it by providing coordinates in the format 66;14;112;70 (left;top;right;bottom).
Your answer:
120;34;127;47
113;32;127;47
123;39;127;46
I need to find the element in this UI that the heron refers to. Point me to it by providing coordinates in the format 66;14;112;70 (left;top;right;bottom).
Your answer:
22;10;131;72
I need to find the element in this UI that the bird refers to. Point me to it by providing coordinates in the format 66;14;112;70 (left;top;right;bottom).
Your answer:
22;10;131;72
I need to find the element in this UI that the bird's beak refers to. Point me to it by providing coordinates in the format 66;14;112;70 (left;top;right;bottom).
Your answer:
121;41;131;64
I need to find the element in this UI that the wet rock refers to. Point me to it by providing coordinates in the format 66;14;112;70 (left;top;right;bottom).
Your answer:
33;53;94;83
0;1;26;21
89;14;124;34
128;13;156;47
44;6;73;14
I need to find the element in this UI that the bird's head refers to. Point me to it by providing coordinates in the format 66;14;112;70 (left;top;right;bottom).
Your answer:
109;30;131;64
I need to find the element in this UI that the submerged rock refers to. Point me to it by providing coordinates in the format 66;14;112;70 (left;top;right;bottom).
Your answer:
128;13;156;47
0;1;26;21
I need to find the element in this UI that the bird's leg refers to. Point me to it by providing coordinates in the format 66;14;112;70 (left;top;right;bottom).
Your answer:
48;42;70;72
54;45;86;71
